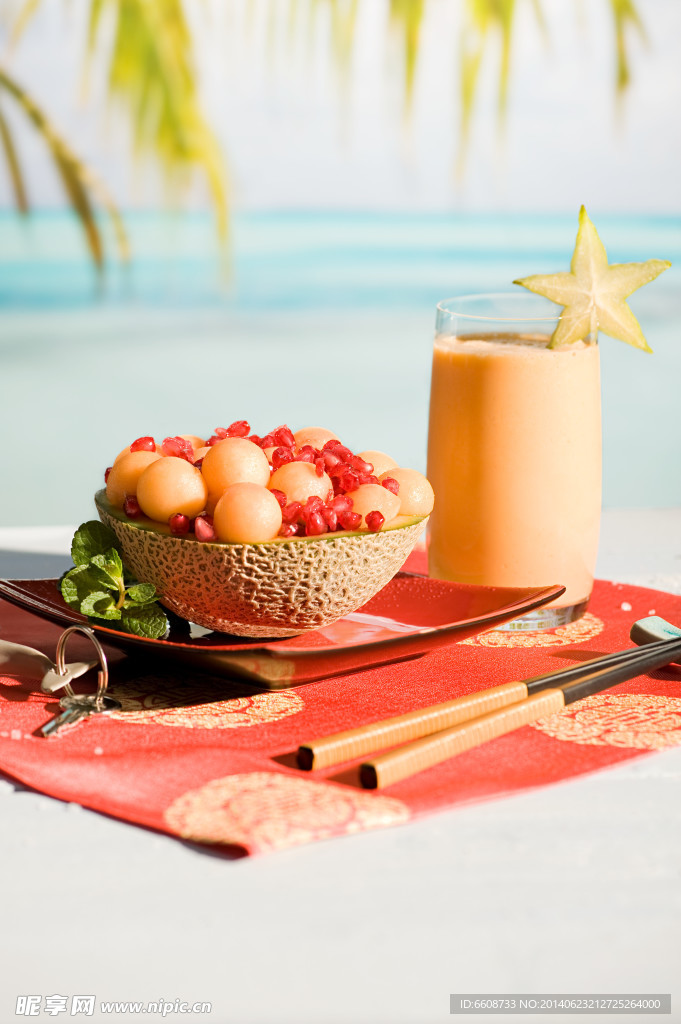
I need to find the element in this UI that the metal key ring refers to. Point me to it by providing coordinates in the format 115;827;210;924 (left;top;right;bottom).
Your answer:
55;626;109;705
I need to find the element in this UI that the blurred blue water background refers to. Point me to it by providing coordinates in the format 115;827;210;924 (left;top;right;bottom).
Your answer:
0;210;679;526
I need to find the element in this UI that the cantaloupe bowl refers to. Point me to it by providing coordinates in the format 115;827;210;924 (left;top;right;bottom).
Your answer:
95;490;427;638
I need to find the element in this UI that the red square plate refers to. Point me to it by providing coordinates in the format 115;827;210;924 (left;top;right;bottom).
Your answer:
0;576;564;688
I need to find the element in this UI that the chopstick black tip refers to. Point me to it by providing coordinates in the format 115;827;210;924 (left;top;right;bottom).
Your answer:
562;636;681;706
359;764;378;790
296;746;314;771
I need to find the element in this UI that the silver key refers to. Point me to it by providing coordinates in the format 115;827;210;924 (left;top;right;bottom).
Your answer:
41;693;122;738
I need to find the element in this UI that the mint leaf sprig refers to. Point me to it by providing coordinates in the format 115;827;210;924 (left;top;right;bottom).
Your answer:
60;521;169;639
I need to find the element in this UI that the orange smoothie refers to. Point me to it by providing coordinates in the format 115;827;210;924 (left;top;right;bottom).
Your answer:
427;332;601;607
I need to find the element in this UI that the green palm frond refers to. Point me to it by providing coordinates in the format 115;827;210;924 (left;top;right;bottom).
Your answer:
610;0;646;92
12;0;229;242
389;0;426;109
458;0;520;177
0;68;129;269
88;0;228;239
318;0;359;74
0;98;28;212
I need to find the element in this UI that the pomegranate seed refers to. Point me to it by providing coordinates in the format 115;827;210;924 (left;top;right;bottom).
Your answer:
259;433;275;449
123;496;141;519
248;434;261;447
272;446;295;470
382;477;400;495
278;523;297;538
161;436;194;461
104;466;112;483
322;439;342;451
332;494;353;512
294;522;307;536
130;436;155;453
350;456;373;476
226;420;250;437
359;474;379;486
333;444;353;461
338;510;361;531
321;507;338;531
213;427;229;439
270;488;288;509
305;511;327;536
322;450;343;471
273;425;295;448
169;513;191;535
192;456;204;469
194;514;216;543
305;495;324;512
314;457;325;477
295;446;316;464
339;469;359;493
282;501;304;524
365;510;385;532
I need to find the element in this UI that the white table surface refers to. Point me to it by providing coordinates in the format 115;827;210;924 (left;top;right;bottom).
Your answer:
0;508;680;1024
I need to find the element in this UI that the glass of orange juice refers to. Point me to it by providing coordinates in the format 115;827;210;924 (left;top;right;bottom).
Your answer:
427;292;601;629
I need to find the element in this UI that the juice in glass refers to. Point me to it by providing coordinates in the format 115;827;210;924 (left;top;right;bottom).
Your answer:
427;293;601;629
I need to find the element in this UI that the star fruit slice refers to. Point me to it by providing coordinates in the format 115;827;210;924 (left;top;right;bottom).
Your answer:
513;206;671;351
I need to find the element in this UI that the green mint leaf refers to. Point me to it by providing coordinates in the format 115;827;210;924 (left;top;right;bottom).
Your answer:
80;591;122;620
125;582;158;605
61;565;113;610
90;548;124;587
71;521;120;566
121;603;169;639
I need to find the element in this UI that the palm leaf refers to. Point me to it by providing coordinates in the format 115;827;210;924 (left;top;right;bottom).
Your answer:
12;0;228;242
7;0;42;49
0;68;129;268
610;0;646;92
0;99;28;212
86;0;228;240
307;0;359;87
389;0;426;109
457;0;538;178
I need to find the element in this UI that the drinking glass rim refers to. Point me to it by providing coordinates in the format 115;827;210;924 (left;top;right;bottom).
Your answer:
436;292;566;323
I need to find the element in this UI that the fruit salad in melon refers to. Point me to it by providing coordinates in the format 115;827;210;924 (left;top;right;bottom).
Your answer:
95;422;434;637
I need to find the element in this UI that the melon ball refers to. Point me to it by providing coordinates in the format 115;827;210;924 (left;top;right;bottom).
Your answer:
201;437;270;501
293;426;339;451
136;457;208;522
213;483;282;543
345;483;400;528
379;468;434;516
106;450;161;508
268;461;332;506
357;450;398;478
179;433;206;450
193;446;210;463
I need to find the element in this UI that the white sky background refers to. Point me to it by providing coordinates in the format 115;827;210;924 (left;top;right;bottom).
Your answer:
0;0;679;213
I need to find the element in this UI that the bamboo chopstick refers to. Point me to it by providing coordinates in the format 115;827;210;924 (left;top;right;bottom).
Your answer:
296;637;678;772
359;636;681;789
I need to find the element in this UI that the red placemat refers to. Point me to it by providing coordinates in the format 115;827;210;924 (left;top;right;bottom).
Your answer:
1;568;680;856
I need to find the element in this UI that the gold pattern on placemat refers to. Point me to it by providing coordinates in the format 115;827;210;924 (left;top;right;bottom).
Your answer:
164;772;411;852
109;678;303;729
459;612;604;648
531;694;681;749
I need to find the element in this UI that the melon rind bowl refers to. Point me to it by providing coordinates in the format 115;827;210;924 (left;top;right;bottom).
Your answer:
95;490;427;638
